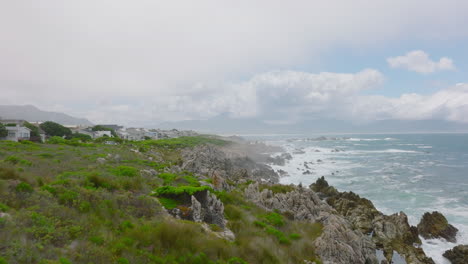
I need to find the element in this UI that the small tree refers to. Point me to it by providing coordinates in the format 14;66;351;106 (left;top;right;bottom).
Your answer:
92;125;118;137
0;123;7;138
39;121;72;137
24;121;40;137
70;133;93;142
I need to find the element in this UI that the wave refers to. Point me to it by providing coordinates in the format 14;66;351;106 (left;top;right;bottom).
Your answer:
347;137;397;142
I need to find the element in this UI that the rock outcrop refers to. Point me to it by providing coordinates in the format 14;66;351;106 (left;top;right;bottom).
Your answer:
244;182;378;264
311;177;434;264
182;145;279;184
443;245;468;264
417;211;458;243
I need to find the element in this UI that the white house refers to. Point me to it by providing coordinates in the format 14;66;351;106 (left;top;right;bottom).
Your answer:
3;125;31;142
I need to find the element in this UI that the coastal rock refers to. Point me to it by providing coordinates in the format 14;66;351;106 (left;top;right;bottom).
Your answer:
443;245;468;264
190;195;203;222
182;145;279;183
244;182;378;264
417;211;458;242
311;177;434;264
190;191;226;228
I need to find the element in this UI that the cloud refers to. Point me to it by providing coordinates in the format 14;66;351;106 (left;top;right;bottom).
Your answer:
1;1;468;126
387;50;455;73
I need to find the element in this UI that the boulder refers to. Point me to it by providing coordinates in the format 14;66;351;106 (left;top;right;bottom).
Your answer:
417;211;458;242
443;245;468;264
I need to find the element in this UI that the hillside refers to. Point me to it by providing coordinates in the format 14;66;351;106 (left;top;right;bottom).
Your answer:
0;136;439;264
0;105;92;126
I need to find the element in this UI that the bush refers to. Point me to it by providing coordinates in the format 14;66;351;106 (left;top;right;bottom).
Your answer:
153;185;212;197
40;121;72;137
16;182;33;193
4;155;20;165
262;212;285;227
111;166;138;177
0;123;7;138
0;167;20;180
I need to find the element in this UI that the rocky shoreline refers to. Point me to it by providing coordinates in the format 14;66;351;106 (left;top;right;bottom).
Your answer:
166;138;466;264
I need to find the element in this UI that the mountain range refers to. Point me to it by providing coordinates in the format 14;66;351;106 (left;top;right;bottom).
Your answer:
0;105;93;126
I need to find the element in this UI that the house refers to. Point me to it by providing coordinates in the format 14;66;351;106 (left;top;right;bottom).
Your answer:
73;127;112;139
1;124;31;142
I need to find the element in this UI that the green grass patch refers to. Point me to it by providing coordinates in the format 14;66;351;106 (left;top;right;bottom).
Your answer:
138;135;229;149
153;185;212;197
3;155;32;166
157;197;180;209
110;166;138;177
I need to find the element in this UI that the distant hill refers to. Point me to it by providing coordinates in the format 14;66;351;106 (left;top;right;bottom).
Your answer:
0;105;93;126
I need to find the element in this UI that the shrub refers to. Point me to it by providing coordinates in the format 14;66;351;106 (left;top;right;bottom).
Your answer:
0;123;7;138
0;257;7;264
111;166;138;177
15;182;33;193
262;212;285;227
259;184;295;194
158;197;180;209
153;185;212;197
0;167;20;180
158;172;177;185
0;202;9;212
40;121;72;137
89;236;105;245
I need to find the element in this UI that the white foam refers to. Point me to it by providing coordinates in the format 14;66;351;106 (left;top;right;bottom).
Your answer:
418;146;433;149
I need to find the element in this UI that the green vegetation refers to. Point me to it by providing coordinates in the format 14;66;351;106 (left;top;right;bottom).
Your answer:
0;123;8;138
259;184;295;194
92;125;118;137
0;137;323;264
40;121;72;137
70;132;93;142
138;135;229;150
153;185;212;196
111;166;139;177
24;121;40;138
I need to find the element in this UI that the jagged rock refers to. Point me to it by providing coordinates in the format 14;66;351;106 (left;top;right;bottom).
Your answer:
311;177;434;264
190;195;203;222
443;245;468;264
417;211;458;242
266;153;292;166
244;182;378;264
140;169;158;177
181;145;279;183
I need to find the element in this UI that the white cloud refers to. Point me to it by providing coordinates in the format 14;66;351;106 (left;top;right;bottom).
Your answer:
387;50;456;73
1;1;468;126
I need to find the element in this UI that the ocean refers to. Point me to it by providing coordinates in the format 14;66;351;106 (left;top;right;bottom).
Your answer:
244;133;468;264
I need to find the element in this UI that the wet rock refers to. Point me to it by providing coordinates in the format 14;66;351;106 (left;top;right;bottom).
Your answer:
303;170;312;175
443;245;468;264
417;211;458;242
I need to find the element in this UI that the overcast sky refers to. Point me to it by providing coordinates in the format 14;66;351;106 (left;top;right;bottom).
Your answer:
1;1;468;126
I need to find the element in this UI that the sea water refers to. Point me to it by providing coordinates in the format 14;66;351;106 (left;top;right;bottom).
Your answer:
244;133;468;264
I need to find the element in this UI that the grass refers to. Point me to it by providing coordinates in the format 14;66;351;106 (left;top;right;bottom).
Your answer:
137;135;229;150
153;185;212;196
111;166;138;177
0;138;324;264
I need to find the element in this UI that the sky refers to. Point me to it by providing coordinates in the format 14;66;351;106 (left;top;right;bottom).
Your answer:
1;1;468;127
